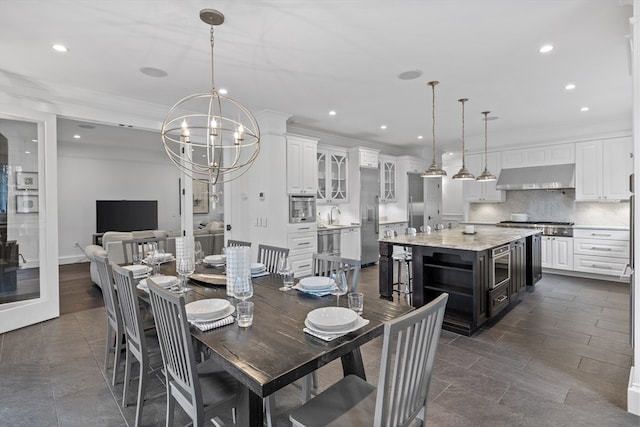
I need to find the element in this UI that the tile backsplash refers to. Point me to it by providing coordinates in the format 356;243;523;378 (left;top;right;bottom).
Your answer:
469;189;630;226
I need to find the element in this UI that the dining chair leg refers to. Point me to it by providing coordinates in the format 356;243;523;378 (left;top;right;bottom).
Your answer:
166;391;175;427
122;349;132;407
103;322;113;374
111;330;125;387
301;374;313;403
134;360;147;427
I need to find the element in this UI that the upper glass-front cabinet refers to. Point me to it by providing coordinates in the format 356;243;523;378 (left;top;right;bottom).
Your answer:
317;149;348;204
380;157;396;203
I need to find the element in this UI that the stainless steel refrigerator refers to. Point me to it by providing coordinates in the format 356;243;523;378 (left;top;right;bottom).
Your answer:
360;167;380;266
407;172;424;230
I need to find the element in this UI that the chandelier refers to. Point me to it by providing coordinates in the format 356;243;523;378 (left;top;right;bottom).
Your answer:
421;81;447;178
452;98;475;180
161;9;260;185
476;111;497;181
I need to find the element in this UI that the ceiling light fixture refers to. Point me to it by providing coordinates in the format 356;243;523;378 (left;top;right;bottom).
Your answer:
73;135;81;139
218;88;228;95
329;110;336;116
565;83;576;90
476;111;497;182
539;44;553;53
580;106;590;112
161;8;260;185
421;81;447;178
52;44;68;52
452;98;475;181
417;135;423;140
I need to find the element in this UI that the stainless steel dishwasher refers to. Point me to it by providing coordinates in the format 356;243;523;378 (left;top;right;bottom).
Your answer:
317;229;341;256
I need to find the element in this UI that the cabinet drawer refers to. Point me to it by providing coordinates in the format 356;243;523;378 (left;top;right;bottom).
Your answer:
290;253;314;278
488;281;509;318
287;232;316;253
573;238;629;258
287;223;317;233
573;228;629;240
573;254;628;276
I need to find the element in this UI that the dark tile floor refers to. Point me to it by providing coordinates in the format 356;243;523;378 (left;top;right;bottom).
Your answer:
1;264;639;426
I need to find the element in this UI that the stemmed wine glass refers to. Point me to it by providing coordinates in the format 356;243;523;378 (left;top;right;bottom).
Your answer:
146;242;162;276
234;275;254;301
175;257;194;293
277;255;294;291
194;241;204;266
331;271;348;306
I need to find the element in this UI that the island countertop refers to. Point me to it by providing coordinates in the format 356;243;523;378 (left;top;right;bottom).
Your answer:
379;226;541;251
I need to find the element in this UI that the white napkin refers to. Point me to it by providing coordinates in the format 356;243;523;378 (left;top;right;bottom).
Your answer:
304;319;370;342
251;271;271;278
189;315;235;331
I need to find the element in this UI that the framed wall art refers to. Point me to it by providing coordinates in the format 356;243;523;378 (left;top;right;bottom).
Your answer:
16;194;38;214
192;180;209;214
16;172;38;190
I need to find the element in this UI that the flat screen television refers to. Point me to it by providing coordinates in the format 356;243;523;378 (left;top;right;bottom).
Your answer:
96;200;158;233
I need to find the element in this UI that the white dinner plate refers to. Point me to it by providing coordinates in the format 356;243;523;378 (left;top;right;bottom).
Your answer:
306;307;358;332
186;298;231;321
299;276;335;290
304;316;367;335
188;305;235;324
250;262;266;272
123;264;152;277
204;255;226;264
293;283;336;297
140;275;178;289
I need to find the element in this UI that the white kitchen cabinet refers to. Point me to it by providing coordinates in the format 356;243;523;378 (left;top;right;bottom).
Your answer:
340;227;361;260
575;137;632;201
541;236;573;270
501;143;574;169
463;153;505;203
317;148;348;204
379;155;397;203
287;136;317;195
358;148;379;168
573;228;629;277
287;223;317;277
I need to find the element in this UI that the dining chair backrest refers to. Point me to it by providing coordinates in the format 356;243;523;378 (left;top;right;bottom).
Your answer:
375;292;448;426
146;279;204;424
312;253;361;292
111;263;148;362
257;244;290;273
227;239;251;248
122;237;168;264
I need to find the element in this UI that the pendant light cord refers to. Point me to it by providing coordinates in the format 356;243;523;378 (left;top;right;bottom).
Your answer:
483;111;489;168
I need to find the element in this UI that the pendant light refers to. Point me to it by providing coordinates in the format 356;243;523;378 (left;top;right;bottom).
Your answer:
452;98;475;180
421;81;447;178
476;111;497;181
161;8;260;185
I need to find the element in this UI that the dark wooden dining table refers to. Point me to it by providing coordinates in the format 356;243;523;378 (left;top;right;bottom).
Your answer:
142;262;413;426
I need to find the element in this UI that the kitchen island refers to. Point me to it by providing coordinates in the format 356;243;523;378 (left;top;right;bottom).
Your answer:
379;226;542;335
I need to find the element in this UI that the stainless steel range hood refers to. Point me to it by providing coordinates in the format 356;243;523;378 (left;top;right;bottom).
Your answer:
496;164;575;190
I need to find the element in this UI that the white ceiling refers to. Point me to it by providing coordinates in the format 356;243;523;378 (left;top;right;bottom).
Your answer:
0;0;634;155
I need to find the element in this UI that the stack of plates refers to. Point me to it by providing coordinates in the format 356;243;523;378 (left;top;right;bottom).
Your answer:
123;264;152;279
204;254;226;267
304;307;362;335
136;275;178;292
294;276;335;296
185;299;234;323
144;252;174;264
250;263;266;276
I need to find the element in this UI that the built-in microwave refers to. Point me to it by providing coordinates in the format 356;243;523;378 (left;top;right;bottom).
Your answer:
289;195;316;223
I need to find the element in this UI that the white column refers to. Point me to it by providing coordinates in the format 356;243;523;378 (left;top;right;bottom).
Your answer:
629;0;640;417
180;146;194;237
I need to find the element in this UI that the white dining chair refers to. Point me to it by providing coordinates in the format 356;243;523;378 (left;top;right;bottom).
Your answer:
257;244;290;273
290;292;448;427
111;262;164;427
121;236;168;264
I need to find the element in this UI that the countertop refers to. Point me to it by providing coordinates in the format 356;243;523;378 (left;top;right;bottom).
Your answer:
379;226;541;252
317;223;360;231
379;219;409;225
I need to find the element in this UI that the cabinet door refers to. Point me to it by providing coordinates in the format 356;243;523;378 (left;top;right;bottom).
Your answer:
316;151;327;201
341;228;361;260
602;137;632;201
380;160;397;202
302;141;318;194
575;141;602;201
287;139;304;194
552;237;573;270
329;152;348;202
541;237;552;268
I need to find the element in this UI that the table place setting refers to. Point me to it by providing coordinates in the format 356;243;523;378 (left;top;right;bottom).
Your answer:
293;276;337;297
250;262;269;278
186;298;235;331
303;307;369;342
122;264;153;279
136;275;178;292
203;254;226;267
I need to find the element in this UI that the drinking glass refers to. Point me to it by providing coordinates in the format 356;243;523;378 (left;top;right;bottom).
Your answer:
147;242;161;276
234;275;253;301
194;241;204;265
175;257;194;293
277;255;294;291
331;271;348;306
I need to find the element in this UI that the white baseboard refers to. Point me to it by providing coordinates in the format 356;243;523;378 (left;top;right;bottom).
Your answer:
629;366;640;416
58;256;88;265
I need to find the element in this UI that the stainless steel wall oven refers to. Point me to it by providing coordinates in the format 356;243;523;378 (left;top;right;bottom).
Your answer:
490;245;511;289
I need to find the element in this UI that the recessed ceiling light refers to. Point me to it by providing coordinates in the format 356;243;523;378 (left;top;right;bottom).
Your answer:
52;44;68;52
398;70;423;80
539;44;553;53
73;134;81;139
417;135;423;140
31;139;37;142
580;106;590;112
329;110;336;116
565;83;576;90
380;125;387;130
140;67;168;78
25;151;30;154
219;88;228;95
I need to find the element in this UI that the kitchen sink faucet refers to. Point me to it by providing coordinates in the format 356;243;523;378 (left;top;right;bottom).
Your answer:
330;206;341;225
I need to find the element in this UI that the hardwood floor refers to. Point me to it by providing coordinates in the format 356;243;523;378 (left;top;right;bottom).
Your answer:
0;263;638;426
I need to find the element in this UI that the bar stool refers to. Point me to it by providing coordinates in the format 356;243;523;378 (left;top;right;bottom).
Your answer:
392;248;412;305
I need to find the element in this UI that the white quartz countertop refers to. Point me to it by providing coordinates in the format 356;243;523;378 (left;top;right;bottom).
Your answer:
317;223;360;230
379;226;541;252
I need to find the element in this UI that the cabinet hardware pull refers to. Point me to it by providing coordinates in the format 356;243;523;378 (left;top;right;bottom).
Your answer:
496;295;508;302
298;242;310;246
299;264;310;268
591;233;611;237
591;264;612;269
590;247;612;251
299;227;310;230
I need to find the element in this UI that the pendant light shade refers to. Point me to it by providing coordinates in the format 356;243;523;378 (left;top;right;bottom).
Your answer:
421;81;447;178
161;9;260;186
452;98;475;180
476;111;497;182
